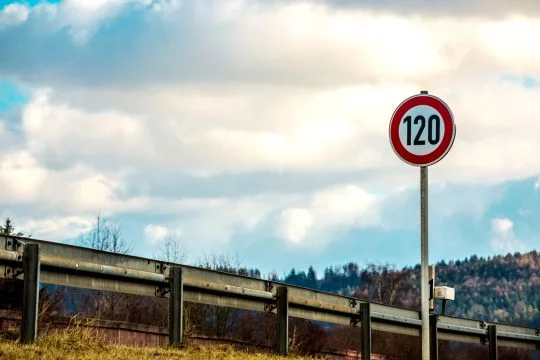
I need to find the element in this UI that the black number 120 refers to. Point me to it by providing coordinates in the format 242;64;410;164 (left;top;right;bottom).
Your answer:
403;115;441;146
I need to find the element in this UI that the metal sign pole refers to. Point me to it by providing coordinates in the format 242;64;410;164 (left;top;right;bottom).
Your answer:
420;164;429;360
390;89;455;360
418;89;430;360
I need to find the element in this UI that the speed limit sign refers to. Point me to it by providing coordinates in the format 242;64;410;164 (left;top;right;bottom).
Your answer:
389;93;456;166
389;91;456;360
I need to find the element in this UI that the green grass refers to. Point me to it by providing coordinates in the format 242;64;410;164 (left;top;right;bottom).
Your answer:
0;323;312;360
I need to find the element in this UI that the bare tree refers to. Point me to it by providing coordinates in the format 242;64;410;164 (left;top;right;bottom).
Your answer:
199;253;242;273
354;263;416;308
154;235;188;263
77;213;133;254
193;254;247;337
74;213;134;319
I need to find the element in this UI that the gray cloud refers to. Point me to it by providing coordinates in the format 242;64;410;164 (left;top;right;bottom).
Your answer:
2;0;536;90
317;0;540;18
119;169;379;199
2;0;540;271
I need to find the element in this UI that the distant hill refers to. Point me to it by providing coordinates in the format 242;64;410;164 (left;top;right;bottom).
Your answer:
282;250;540;327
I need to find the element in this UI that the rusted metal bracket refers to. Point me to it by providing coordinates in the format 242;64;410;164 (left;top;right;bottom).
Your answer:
155;286;170;297
265;281;274;293
155;262;167;275
264;300;277;313
0;250;23;279
479;321;490;345
155;261;169;297
4;237;25;252
263;282;275;312
349;298;360;326
480;321;488;329
1;265;22;279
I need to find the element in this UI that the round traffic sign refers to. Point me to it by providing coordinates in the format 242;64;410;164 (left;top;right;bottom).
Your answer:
389;93;455;166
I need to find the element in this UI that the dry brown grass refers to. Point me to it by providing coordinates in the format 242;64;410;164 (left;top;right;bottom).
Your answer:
0;317;312;360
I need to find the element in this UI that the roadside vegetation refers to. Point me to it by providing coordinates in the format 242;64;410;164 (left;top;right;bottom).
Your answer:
0;322;310;360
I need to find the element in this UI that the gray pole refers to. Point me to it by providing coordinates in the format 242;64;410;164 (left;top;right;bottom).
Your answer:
421;164;430;360
21;244;40;343
277;286;289;355
488;325;498;360
419;90;430;360
169;266;183;346
360;303;372;360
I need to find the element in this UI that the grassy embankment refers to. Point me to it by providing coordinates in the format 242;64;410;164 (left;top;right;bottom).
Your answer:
0;322;312;360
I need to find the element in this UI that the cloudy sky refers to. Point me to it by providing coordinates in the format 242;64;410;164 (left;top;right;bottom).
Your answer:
1;0;539;277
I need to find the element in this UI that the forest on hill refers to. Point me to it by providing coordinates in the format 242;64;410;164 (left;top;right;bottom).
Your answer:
2;215;539;328
1;217;539;359
283;250;540;327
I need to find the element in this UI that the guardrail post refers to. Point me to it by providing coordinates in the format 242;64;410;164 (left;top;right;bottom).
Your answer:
21;244;40;343
361;302;371;360
169;266;183;346
488;325;497;360
277;286;289;355
430;314;438;360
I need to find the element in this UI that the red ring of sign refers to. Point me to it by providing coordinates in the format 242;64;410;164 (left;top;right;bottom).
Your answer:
389;94;455;166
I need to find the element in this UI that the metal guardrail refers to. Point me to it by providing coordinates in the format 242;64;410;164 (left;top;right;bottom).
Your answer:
0;235;539;359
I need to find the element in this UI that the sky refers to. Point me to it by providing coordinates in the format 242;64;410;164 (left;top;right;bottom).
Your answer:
0;0;539;278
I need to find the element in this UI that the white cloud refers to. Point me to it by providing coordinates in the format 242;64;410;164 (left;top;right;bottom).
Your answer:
279;208;314;244
21;90;152;170
0;151;48;201
0;149;148;214
535;177;540;190
482;18;540;68
277;185;380;245
137;184;381;253
2;2;540;88
14;79;540;190
2;2;540;188
144;224;169;244
0;3;29;29
490;218;527;253
492;218;513;233
1;0;540;262
20;216;94;240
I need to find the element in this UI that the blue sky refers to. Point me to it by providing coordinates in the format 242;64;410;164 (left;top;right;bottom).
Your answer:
0;79;26;107
1;0;540;278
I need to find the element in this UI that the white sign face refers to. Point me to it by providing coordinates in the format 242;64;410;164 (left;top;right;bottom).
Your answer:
389;94;455;167
397;105;446;157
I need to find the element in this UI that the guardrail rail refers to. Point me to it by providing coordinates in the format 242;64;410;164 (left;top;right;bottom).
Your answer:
1;235;539;359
